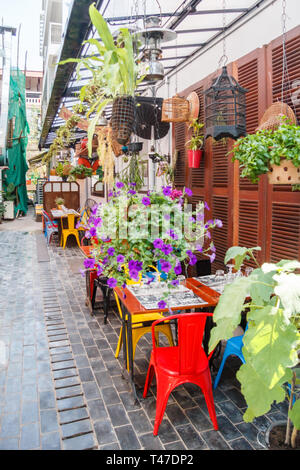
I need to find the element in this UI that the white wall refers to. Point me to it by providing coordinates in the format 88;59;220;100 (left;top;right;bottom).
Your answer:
157;0;300;99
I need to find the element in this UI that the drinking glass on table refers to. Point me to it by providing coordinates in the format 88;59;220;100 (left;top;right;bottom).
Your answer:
226;264;235;282
245;266;254;277
214;270;226;290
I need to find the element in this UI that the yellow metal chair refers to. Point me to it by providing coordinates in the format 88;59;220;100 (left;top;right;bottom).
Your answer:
114;265;174;369
61;214;81;249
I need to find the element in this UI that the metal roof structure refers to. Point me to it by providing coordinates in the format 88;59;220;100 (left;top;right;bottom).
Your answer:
39;0;270;148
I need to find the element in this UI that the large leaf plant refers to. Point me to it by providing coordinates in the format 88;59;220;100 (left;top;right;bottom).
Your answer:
209;246;300;447
60;3;144;157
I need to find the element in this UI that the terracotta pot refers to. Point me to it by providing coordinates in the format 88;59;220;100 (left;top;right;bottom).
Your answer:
268;158;300;185
50;169;56;176
188;149;202;168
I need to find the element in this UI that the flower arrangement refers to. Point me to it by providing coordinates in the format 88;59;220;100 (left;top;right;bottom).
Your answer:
82;183;222;308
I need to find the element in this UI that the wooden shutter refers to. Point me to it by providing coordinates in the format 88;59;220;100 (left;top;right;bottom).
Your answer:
173;121;187;188
270;202;300;262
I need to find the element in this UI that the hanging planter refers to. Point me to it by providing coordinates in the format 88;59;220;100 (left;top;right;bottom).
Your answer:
268;158;300;185
111;95;135;145
188;150;203;168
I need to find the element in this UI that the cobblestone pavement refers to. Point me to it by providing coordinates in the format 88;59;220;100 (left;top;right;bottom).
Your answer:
0;228;289;450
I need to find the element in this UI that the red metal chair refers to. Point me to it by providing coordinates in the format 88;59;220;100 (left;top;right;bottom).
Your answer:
143;312;218;436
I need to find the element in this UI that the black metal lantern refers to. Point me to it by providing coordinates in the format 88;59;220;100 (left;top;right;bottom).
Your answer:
204;66;248;141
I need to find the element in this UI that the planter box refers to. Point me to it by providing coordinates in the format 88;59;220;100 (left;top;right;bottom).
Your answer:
4;200;14;219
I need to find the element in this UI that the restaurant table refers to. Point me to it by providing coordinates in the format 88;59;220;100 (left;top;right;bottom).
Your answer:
51;207;81;243
114;277;221;402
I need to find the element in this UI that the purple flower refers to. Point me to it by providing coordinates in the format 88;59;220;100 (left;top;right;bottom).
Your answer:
158;300;167;309
130;182;136;186
153;238;163;250
107;277;117;288
142;196;151;206
93;217;102;227
209;252;216;263
171;279;179;286
161;244;173;255
80;269;86;278
205;231;211;240
196;244;203;253
116;181;124;189
215;219;223;228
166;229;178;240
174;263;182;275
129;269;139;281
127;189;136;196
196;212;204;221
116;254;125;263
162;186;172;197
97;265;103;276
204;201;210;211
91;204;99;215
107;247;115;256
160;259;172;273
184;187;193;197
189;216;195;222
89;227;97;237
83;258;95;269
189;254;197;266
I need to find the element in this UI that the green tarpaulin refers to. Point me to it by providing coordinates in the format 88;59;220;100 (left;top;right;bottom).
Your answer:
3;68;30;215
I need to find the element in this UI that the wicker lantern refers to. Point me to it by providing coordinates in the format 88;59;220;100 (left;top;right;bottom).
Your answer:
161;94;190;123
204;66;248;141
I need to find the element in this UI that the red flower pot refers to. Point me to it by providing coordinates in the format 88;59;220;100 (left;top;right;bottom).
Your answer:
188;149;202;168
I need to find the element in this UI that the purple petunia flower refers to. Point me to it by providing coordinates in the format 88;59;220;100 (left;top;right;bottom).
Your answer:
130;182;136;186
107;277;117;288
127;189;136;196
153;238;163;250
171;279;179;286
89;227;97;237
142;196;151;206
116;254;125;264
209;253;216;263
159;259;172;273
116;181;124;189
107;247;115;256
174;263;182;275
97;265;103;276
158;300;167;309
215;219;223;228
162;186;172;197
91;204;99;215
83;258;95;269
189;254;197;266
184;187;193;197
161;244;173;255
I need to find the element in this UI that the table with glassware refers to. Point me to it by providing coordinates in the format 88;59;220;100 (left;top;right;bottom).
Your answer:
51;206;81;242
114;265;254;401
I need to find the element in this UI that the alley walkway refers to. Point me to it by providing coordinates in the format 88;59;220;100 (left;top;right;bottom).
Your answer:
0;212;289;450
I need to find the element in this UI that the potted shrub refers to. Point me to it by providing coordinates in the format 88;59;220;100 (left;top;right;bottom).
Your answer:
55;197;65;210
186;118;204;168
70;165;93;180
209;246;300;449
55;161;72;181
230;122;300;186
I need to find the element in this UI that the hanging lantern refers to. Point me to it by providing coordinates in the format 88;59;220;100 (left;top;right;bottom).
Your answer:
161;94;190;123
137;16;176;82
204;66;248;141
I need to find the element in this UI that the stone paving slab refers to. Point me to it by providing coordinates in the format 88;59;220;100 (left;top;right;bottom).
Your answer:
0;229;289;450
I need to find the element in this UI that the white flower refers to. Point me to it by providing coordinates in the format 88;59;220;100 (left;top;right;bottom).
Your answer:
261;263;278;273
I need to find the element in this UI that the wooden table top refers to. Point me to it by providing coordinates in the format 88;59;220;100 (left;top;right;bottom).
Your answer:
114;277;220;316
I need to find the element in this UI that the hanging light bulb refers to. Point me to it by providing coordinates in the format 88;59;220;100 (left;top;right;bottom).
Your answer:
137;16;176;82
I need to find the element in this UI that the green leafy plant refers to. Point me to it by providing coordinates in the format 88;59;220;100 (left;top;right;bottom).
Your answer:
55;161;72;178
55;197;65;207
60;3;144;157
70;165;93;178
230;121;300;184
3;182;16;201
209;246;300;448
186;118;205;150
0;197;6;221
118;154;144;192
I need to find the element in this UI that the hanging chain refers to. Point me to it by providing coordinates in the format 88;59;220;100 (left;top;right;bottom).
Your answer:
218;0;228;68
280;0;291;103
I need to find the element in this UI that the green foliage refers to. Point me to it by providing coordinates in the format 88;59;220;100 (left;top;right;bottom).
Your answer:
70;165;93;178
186;119;205;150
55;197;65;206
208;247;300;442
3;182;16;201
55;161;72;177
118;154;144;191
0;198;5;219
230;122;300;183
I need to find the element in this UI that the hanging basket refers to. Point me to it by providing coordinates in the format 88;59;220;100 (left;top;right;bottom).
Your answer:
111;95;135;145
161;94;190;123
268;158;300;185
256;102;296;131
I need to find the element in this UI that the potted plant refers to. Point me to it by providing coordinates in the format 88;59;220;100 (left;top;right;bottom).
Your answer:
55;161;72;181
82;183;222;306
209;246;300;449
230;122;300;187
55;197;65;210
0;197;6;223
186;118;205;168
70;165;93;180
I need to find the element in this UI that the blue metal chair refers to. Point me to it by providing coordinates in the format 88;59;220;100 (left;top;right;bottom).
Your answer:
213;325;247;389
42;210;59;245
